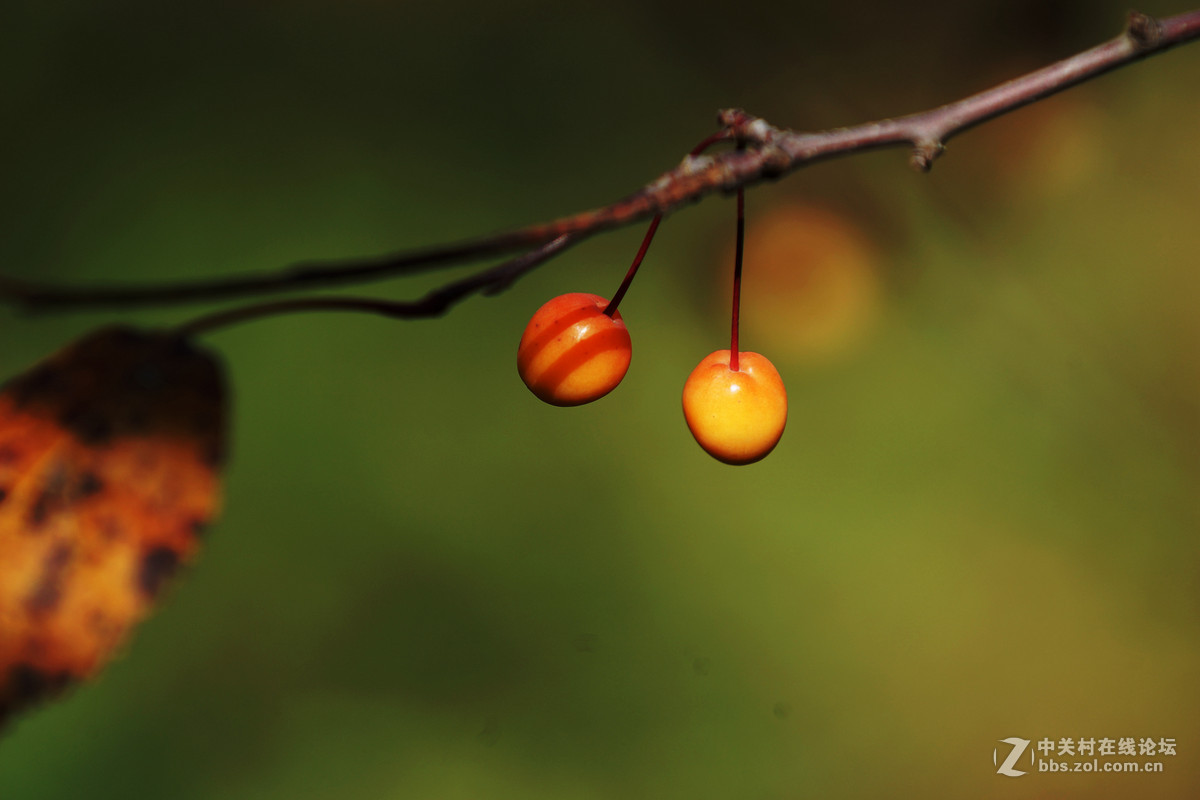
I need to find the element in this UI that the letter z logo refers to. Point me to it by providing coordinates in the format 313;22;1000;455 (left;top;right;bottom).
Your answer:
995;737;1031;777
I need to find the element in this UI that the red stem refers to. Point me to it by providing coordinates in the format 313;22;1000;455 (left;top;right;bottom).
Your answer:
730;182;745;372
689;128;735;156
604;213;661;317
604;128;735;317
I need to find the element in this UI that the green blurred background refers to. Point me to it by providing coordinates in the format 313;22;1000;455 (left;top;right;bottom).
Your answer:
1;1;1198;797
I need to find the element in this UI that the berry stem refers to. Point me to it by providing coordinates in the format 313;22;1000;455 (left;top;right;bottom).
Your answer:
688;128;735;157
729;146;746;373
604;213;661;317
604;127;738;318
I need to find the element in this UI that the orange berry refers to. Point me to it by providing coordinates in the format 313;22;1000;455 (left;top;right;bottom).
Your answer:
517;293;632;406
682;350;787;465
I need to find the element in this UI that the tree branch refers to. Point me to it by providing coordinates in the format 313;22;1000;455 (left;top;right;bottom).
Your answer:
173;234;579;335
2;9;1197;325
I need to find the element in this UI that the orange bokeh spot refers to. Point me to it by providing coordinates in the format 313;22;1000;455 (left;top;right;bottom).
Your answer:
727;202;883;364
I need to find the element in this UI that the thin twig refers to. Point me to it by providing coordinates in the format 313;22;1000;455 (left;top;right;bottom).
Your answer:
763;9;1200;171
174;234;578;336
2;9;1197;319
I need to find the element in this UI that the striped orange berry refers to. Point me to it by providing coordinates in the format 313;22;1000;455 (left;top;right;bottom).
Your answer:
517;293;632;406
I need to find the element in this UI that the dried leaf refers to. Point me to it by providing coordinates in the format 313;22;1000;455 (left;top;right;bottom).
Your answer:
0;326;227;726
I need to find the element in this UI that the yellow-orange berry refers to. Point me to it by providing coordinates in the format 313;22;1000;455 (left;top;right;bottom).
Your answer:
517;293;632;406
682;350;787;465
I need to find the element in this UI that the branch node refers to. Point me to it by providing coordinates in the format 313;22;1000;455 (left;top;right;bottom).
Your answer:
717;109;779;149
746;118;774;143
909;140;945;172
1126;11;1164;50
717;108;752;127
679;153;716;176
758;145;792;178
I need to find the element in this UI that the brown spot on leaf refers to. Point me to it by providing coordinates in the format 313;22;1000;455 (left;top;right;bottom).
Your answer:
29;471;63;529
77;471;103;499
27;488;54;530
4;326;227;457
138;546;180;600
25;463;107;530
188;517;210;539
1;664;72;718
24;542;73;615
